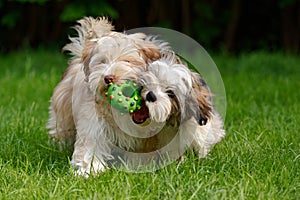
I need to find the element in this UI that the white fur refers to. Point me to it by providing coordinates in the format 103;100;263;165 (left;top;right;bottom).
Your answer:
47;17;225;176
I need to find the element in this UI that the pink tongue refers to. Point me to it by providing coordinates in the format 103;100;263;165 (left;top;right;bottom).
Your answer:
132;103;149;124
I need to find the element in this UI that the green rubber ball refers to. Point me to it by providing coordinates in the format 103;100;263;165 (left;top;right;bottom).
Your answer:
106;80;142;114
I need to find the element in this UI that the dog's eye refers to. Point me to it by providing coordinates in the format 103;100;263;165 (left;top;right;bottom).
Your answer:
98;57;108;64
166;90;175;98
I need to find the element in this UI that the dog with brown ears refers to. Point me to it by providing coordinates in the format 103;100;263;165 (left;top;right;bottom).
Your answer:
47;17;225;176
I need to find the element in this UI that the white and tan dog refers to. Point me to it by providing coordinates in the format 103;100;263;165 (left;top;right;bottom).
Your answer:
47;17;225;176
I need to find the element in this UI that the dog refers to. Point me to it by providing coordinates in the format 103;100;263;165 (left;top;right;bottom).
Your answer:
47;17;225;176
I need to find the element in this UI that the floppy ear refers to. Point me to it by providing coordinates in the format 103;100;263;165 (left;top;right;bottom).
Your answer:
135;38;161;61
81;40;98;79
127;33;161;61
140;42;161;61
62;17;114;79
191;72;213;126
63;17;114;57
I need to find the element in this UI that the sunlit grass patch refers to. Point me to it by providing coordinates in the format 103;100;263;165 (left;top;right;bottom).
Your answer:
0;50;299;199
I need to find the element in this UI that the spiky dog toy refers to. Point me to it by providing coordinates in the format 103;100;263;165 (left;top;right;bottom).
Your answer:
106;80;142;114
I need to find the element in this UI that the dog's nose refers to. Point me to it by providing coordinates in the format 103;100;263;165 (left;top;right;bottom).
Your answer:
146;91;157;102
104;75;116;84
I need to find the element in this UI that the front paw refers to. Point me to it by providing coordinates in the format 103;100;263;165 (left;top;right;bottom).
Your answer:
71;160;106;177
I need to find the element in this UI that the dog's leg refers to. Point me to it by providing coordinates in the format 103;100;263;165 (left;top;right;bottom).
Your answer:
190;113;225;158
47;66;80;147
71;135;108;177
47;107;76;149
71;130;109;176
70;97;113;176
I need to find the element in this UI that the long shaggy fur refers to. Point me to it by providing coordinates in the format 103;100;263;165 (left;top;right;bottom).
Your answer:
47;17;225;176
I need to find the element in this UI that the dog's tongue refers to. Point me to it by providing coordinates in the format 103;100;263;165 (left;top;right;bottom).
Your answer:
132;102;149;124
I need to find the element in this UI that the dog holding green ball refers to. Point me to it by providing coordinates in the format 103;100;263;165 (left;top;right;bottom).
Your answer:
47;17;225;176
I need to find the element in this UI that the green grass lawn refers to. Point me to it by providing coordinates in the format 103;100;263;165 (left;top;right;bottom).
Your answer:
0;49;299;199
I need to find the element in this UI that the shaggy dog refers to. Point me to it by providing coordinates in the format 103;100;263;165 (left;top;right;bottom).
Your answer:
47;17;225;176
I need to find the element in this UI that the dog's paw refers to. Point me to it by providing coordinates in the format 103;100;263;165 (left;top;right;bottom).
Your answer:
71;160;106;177
73;166;90;178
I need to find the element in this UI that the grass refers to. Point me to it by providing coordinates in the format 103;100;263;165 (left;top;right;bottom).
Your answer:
0;49;299;199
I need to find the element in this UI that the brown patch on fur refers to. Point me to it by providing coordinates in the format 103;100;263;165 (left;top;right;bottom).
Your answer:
128;135;159;153
196;88;212;119
141;47;161;61
137;40;161;61
82;40;97;77
191;73;212;122
139;135;159;153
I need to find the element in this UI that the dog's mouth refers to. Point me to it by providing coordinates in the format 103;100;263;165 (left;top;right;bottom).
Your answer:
104;76;150;125
132;101;150;124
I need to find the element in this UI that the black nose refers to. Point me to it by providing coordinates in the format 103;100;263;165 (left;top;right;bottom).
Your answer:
104;75;115;84
146;91;157;102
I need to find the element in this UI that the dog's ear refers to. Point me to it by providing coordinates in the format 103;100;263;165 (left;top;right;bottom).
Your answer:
190;72;213;126
79;17;114;77
81;40;98;78
129;34;161;61
63;17;114;58
63;17;114;79
139;41;161;61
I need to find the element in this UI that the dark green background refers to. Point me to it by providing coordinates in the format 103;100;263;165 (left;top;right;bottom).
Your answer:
0;0;299;53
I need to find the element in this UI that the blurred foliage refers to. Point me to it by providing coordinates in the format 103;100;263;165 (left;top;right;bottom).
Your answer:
14;0;49;3
0;0;48;28
279;0;297;7
191;2;226;49
0;0;299;53
1;8;20;28
0;0;117;28
60;0;118;22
